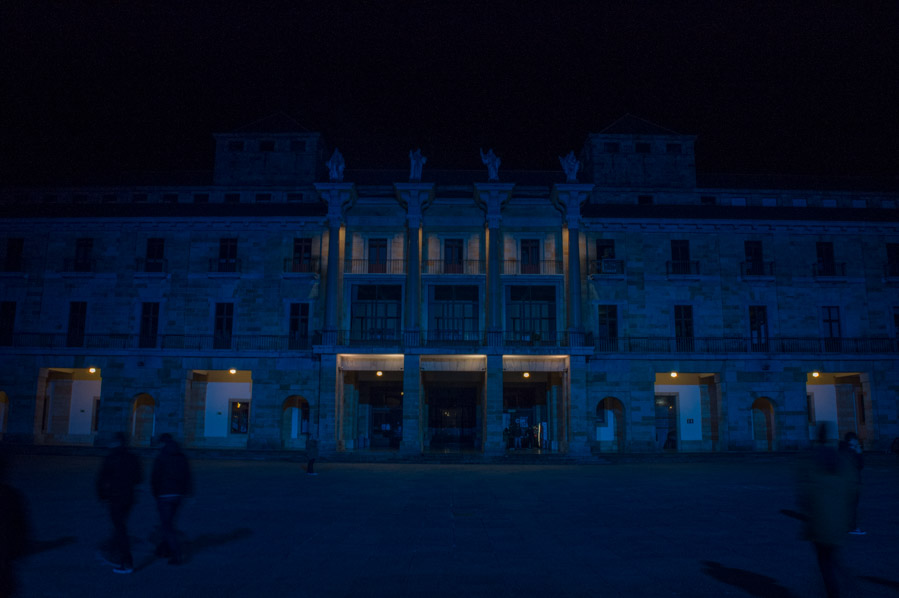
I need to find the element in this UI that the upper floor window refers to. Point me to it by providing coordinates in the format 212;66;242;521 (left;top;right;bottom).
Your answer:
444;239;464;274
144;238;165;273
886;243;899;277
289;303;310;348
597;305;618;347
351;285;402;341
815;241;843;276
139;302;159;349
635;142;651;154
0;301;15;346
666;143;682;154
594;239;622;274
669;240;697;275
289;238;314;273
73;238;94;272
638;195;653;206
520;239;541;274
604;142;620;153
674;305;694;351
507;285;556;339
67;301;87;347
749;306;769;349
224;193;241;204
217;238;239;273
368;238;388;273
700;195;716;206
3;238;24;272
193;193;209;203
743;240;770;276
596;239;615;260
255;193;271;202
429;285;478;340
259;140;275;152
214;303;234;349
822;306;841;352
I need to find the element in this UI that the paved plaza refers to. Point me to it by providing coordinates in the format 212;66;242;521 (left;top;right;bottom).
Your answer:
5;453;899;597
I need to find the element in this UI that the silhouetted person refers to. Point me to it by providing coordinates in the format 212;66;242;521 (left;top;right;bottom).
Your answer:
0;451;30;598
797;423;857;598
96;432;142;574
306;435;318;475
151;433;192;565
840;432;865;535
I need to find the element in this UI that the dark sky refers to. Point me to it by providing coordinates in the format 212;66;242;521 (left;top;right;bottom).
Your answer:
2;1;898;184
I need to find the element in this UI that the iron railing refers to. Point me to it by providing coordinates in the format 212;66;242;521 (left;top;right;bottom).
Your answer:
589;259;625;275
344;259;406;274
813;262;847;277
135;258;168;273
740;261;775;276
666;260;701;275
208;258;242;273
62;258;97;273
283;257;321;274
422;260;485;275
503;260;563;275
593;336;898;354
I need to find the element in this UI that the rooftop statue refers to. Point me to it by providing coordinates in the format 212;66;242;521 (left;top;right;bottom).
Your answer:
559;151;580;183
409;149;427;182
326;149;345;182
480;148;501;182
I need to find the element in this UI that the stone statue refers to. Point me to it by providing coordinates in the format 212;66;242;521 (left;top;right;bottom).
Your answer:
559;151;580;183
480;148;501;182
326;148;345;182
409;149;427;182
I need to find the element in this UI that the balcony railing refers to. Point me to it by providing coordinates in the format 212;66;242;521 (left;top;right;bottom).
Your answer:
209;258;242;273
503;260;563;275
593;336;898;354
422;260;485;275
283;257;321;274
813;262;847;277
135;258;168;273
421;329;483;346
1;333;311;351
590;259;625;275
740;261;775;277
666;260;700;276
62;258;97;273
344;259;406;274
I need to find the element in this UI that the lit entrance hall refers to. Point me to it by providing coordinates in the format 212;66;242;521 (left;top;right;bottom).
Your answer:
34;367;103;445
806;370;872;445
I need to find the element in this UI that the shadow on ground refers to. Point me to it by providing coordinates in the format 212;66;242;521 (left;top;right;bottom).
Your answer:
701;560;794;598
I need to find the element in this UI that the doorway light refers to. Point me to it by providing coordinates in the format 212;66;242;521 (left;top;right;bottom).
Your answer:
670;371;678;378
523;372;530;378
812;371;820;378
229;368;237;374
376;370;383;377
88;367;97;374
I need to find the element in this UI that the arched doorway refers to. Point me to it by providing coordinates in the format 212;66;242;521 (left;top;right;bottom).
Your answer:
131;394;156;446
0;391;9;439
595;396;626;452
281;396;310;449
751;397;776;451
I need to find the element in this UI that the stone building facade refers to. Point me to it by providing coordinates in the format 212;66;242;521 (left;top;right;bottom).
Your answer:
1;114;898;456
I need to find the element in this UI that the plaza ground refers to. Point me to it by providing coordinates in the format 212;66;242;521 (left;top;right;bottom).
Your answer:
5;453;899;597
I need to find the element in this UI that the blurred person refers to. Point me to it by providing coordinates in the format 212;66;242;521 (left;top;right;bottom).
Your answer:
306;434;318;475
96;432;142;574
0;451;30;597
151;433;192;565
840;432;865;535
797;423;857;598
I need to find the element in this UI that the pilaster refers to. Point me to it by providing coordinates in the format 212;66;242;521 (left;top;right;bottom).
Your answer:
552;184;593;341
474;183;514;339
315;183;356;337
401;354;422;453
483;354;505;455
395;183;435;339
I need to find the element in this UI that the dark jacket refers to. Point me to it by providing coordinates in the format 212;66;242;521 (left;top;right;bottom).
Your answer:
0;482;29;598
96;446;142;506
151;440;192;498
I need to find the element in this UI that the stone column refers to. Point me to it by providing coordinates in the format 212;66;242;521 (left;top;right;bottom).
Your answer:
315;183;356;345
316;354;339;454
552;184;593;346
483;354;504;455
567;355;591;455
395;184;435;346
474;183;514;345
401;354;422;453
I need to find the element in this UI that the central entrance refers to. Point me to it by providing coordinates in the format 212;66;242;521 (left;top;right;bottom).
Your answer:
423;372;483;452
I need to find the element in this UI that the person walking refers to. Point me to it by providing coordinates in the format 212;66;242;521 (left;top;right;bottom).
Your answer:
96;432;142;574
840;432;865;535
1;451;30;598
151;433;192;565
306;434;318;475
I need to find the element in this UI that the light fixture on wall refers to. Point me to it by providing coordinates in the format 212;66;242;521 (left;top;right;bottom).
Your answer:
670;371;678;378
523;372;531;378
229;368;237;374
88;367;97;374
376;371;383;377
812;371;820;378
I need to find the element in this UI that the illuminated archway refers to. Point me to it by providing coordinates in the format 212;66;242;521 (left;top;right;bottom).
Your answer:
595;396;626;452
751;397;776;451
281;395;310;449
131;393;156;445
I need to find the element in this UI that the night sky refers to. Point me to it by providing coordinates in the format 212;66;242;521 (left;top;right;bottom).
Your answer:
3;1;898;185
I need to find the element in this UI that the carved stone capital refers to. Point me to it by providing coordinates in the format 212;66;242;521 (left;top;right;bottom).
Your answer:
394;183;435;228
315;182;357;227
474;182;515;228
551;183;594;229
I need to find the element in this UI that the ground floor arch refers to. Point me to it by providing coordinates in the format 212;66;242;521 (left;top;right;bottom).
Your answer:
594;396;626;452
281;395;310;449
750;397;776;451
131;393;156;446
184;369;253;448
34;368;102;445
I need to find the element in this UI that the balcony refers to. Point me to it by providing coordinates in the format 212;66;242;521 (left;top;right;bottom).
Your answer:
209;258;242;273
1;333;311;351
283;257;321;274
590;259;625;275
666;260;700;276
813;262;847;278
135;258;168;273
503;260;563;275
344;259;406;275
421;329;483;347
422;260;485;275
740;261;775;277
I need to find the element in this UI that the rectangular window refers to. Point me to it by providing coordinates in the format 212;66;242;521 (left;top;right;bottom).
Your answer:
4;238;24;272
287;193;304;202
368;239;388;273
144;238;165;272
894;307;899;339
638;195;653;206
635;142;651;154
700;195;716;206
230;401;249;434
259;140;275;152
218;238;238;272
444;239;464;274
670;240;692;274
822;306;840;352
351;285;402;342
214;303;234;349
428;285;478;342
74;238;93;272
520;239;540;274
596;239;615;260
291;238;313;273
816;241;835;275
506;285;556;343
744;240;764;275
666;143;682;154
224;193;241;204
749;306;769;350
289;303;309;349
886;243;899;277
597;305;618;350
0;301;15;346
674;305;694;351
139;302;159;348
193;193;209;203
255;193;271;202
67;301;87;347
